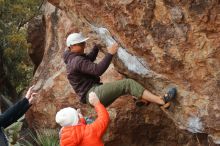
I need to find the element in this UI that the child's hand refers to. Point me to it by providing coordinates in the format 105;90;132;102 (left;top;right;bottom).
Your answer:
77;109;83;118
89;92;100;106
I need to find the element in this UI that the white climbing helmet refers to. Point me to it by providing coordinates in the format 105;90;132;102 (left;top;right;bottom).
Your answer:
66;32;89;47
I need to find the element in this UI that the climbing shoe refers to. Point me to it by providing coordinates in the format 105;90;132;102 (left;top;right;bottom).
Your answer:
161;87;177;108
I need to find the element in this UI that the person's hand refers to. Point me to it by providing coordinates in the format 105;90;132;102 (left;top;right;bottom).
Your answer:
94;44;102;50
25;85;37;104
107;43;119;55
89;92;100;106
77;109;83;118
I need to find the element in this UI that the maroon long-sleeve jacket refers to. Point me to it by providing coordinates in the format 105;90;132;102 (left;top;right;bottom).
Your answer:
63;46;113;103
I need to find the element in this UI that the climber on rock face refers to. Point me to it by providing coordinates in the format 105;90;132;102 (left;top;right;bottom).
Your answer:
56;92;109;146
63;32;177;108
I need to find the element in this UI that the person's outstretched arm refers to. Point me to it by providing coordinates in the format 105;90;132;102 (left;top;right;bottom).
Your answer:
75;53;112;76
0;86;37;128
86;44;101;62
0;98;30;128
88;92;110;137
74;43;118;76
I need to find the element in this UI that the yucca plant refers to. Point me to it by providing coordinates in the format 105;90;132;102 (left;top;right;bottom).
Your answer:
20;129;59;146
5;116;24;145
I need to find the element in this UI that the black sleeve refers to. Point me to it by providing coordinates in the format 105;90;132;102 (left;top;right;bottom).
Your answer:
75;53;113;76
86;46;99;62
0;98;31;128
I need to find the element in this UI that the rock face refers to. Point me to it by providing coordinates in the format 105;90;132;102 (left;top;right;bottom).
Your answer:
27;1;220;145
27;16;46;73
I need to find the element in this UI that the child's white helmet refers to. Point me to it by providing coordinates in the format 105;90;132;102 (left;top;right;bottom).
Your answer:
55;107;79;127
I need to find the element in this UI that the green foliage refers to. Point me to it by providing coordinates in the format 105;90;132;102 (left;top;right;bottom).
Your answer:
5;121;23;145
4;118;59;146
4;116;24;145
20;129;59;146
0;0;43;94
3;30;33;92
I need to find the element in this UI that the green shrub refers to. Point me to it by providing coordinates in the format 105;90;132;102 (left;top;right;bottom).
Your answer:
0;0;43;98
20;129;59;146
5;117;24;145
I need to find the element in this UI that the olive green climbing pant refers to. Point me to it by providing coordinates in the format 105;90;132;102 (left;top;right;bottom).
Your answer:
86;79;145;107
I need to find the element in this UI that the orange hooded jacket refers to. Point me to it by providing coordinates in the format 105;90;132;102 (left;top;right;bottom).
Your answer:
60;102;110;146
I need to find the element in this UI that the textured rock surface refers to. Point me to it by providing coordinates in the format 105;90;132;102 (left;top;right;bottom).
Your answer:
27;16;46;73
27;1;220;145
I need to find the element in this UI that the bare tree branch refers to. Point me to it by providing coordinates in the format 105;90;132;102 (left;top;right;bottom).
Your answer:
0;94;13;107
17;0;45;31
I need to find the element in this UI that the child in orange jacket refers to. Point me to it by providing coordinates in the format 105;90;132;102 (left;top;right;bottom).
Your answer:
55;92;110;146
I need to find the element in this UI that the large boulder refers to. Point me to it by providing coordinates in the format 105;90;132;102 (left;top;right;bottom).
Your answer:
27;1;220;145
27;16;46;73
